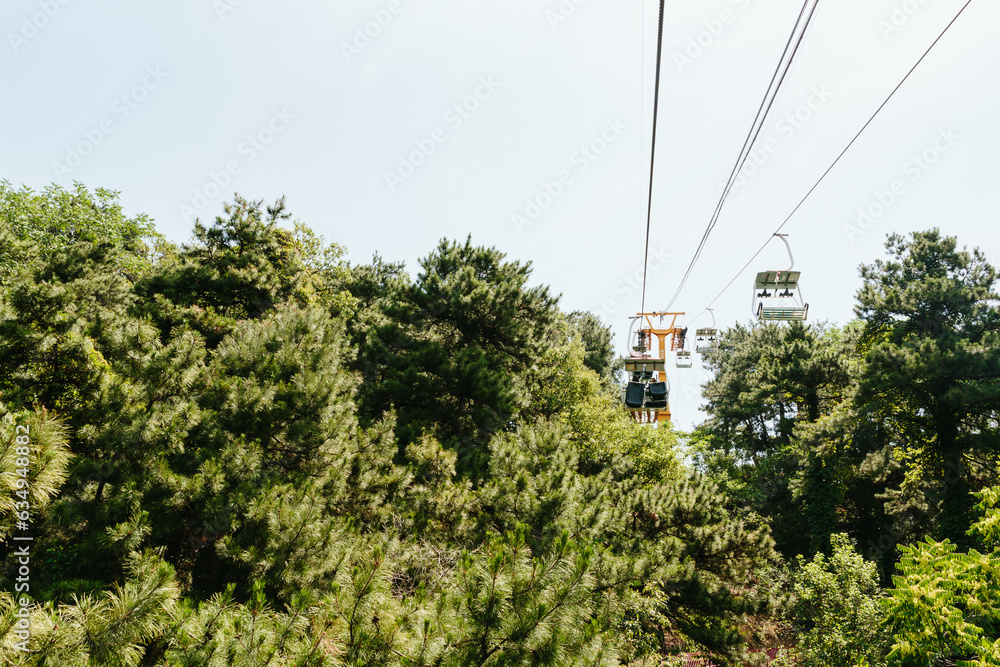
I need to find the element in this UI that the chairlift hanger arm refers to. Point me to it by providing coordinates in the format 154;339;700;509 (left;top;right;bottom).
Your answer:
775;233;794;271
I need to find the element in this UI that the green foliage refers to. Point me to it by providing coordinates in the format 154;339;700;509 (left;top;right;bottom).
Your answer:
166;584;331;666
436;525;612;666
701;321;851;450
2;551;179;665
566;310;616;382
789;534;890;667
0;407;72;541
137;196;354;348
698;227;1000;565
973;487;1000;547
144;306;408;603
855;229;1000;545
883;487;1000;667
697;322;857;556
527;316;602;420
0;181;162;284
0;237;145;421
480;424;774;658
289;219;358;316
0;193;782;664
567;388;679;482
355;236;559;475
521;314;678;480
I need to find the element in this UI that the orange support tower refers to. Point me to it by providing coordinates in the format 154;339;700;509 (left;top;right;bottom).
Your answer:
623;312;686;424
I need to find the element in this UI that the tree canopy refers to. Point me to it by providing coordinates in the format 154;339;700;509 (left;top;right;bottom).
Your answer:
2;186;998;665
0;189;777;665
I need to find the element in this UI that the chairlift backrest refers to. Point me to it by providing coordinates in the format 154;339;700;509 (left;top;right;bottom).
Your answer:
647;382;668;397
755;271;801;291
624;382;645;408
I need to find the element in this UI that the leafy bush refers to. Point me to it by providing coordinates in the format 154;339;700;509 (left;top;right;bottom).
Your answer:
883;487;1000;667
789;533;890;667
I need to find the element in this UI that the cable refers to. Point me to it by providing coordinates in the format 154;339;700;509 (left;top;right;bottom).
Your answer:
640;0;645;159
696;0;816;258
662;0;821;312
640;0;666;315
665;0;819;311
679;1;817;299
694;0;976;321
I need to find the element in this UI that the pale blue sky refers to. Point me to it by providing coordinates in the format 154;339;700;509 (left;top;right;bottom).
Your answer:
3;0;998;428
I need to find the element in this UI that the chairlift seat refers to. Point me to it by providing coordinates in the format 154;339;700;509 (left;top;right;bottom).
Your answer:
646;382;668;408
676;351;693;368
647;381;668;397
757;303;809;322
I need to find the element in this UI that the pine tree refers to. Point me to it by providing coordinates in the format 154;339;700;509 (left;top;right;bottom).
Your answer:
17;551;180;666
355;237;558;475
478;423;775;659
0;408;178;665
855;229;1000;546
136;196;315;347
0;233;204;592
1;192;795;665
140;306;409;604
0;406;72;541
699;322;853;556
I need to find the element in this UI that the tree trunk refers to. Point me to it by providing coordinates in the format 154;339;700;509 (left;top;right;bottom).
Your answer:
936;408;973;547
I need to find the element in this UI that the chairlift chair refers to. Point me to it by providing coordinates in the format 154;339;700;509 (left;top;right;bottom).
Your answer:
753;235;809;322
695;329;718;352
646;381;669;408
695;309;718;353
676;350;693;368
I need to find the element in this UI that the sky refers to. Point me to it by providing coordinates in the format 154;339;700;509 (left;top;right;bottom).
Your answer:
3;0;998;429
